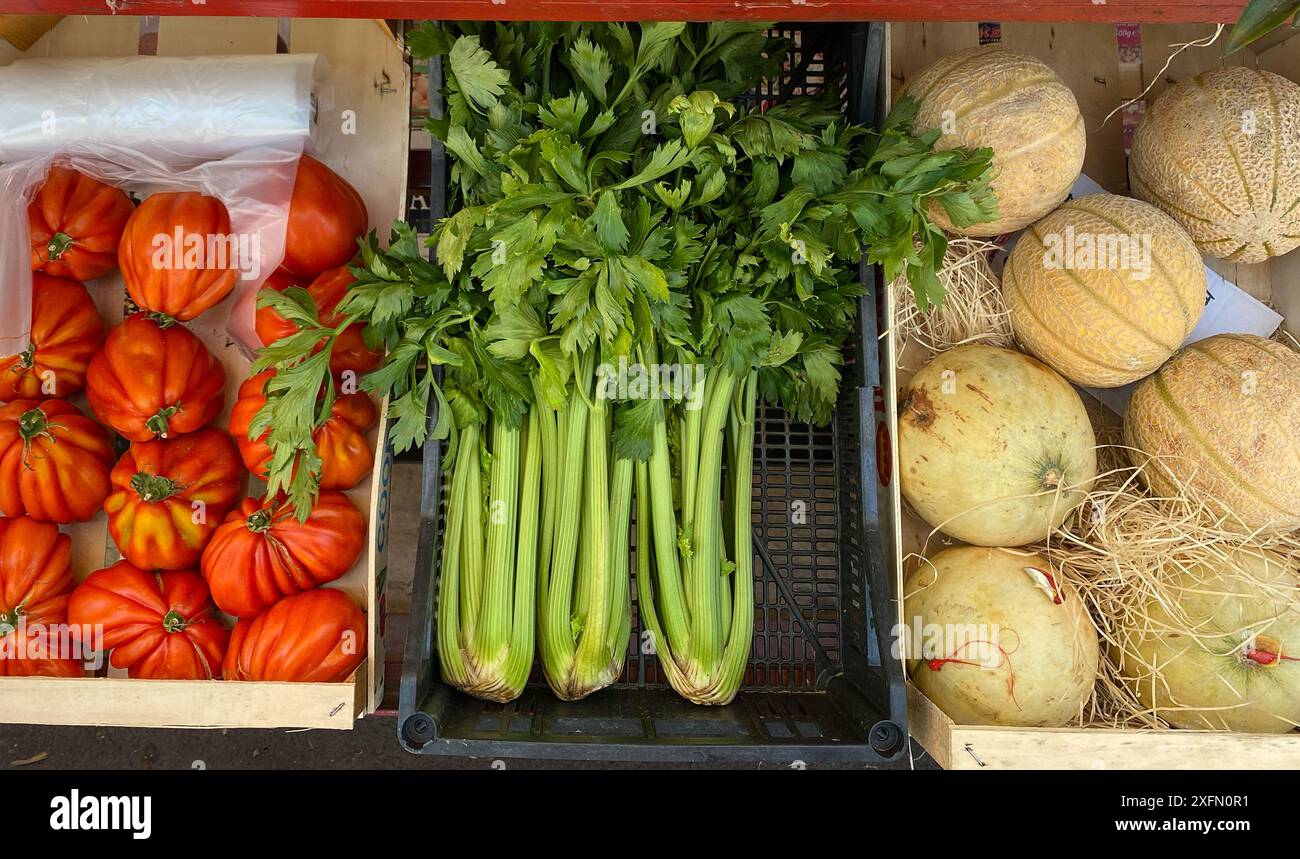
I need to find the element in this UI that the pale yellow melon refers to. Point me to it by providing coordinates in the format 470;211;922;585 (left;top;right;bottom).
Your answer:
1004;194;1207;387
904;546;1099;727
1130;67;1300;263
1115;549;1300;733
904;45;1085;236
898;343;1097;546
1124;333;1300;534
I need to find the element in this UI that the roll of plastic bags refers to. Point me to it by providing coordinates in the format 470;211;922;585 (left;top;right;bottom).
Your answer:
0;54;324;355
0;54;320;161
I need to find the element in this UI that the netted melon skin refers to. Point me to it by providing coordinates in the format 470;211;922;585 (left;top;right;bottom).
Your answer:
1130;67;1300;263
1124;334;1300;534
1004;194;1207;387
904;45;1085;237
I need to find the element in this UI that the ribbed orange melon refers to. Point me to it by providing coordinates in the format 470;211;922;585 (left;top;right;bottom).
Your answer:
898;344;1097;546
1004;194;1207;387
1130;67;1300;263
904;46;1085;236
1124;334;1300;534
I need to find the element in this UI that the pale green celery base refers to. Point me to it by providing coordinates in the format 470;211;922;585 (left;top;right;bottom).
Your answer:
640;370;758;706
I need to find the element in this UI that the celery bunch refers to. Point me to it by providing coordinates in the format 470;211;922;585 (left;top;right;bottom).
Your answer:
253;21;995;706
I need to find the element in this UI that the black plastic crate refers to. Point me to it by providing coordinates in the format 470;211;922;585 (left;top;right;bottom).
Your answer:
398;21;905;764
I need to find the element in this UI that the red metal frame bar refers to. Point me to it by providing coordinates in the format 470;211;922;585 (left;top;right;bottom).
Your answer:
0;1;1248;24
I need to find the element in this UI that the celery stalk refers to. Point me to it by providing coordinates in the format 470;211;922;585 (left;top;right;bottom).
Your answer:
647;421;691;655
537;381;588;692
501;407;542;695
639;367;757;705
468;421;520;671
435;422;477;691
712;372;758;705
436;411;539;703
459;427;484;640
537;357;631;700
685;366;737;686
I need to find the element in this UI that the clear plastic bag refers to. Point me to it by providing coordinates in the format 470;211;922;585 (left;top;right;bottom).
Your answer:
0;54;324;355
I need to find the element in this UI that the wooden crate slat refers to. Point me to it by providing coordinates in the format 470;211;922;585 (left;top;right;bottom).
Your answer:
0;13;60;50
288;18;409;228
17;11;138;56
0;664;367;730
910;684;1300;770
155;15;278;55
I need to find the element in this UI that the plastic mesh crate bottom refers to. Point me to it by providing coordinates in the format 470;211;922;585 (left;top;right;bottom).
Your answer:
444;688;867;747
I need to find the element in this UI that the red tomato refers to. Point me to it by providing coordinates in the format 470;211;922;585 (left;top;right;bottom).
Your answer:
201;493;366;618
104;427;246;571
255;266;383;375
280;155;368;279
67;562;229;680
0;274;105;401
29;166;134;282
228;370;377;491
86;313;226;441
0;399;114;523
118;191;240;321
0;516;82;677
223;587;366;682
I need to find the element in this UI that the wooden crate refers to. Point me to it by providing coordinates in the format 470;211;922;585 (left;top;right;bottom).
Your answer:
884;21;1300;768
0;15;409;729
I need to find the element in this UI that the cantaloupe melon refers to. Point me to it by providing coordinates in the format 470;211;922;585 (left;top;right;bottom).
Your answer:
904;545;1099;727
1004;194;1207;387
898;343;1097;546
1124;333;1300;534
1115;549;1300;733
903;45;1085;236
1130;67;1300;263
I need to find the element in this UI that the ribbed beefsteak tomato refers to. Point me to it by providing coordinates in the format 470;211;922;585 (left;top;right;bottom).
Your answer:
201;493;366;618
223;587;366;682
67;562;228;680
118;191;240;321
86;313;226;441
0;516;82;677
280;155;368;279
228;370;377;491
29;166;134;282
255;266;383;375
0;399;114;523
104;427;245;571
0;274;105;401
